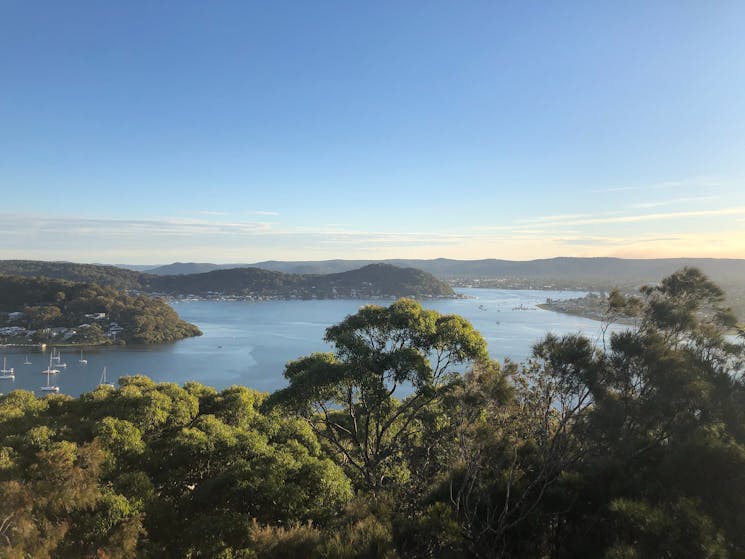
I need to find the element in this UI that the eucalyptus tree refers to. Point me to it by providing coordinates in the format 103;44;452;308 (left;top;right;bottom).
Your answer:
407;268;745;559
267;298;489;492
528;268;745;558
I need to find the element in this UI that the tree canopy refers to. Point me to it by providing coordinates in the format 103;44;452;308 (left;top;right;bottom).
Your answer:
1;268;744;558
268;298;489;491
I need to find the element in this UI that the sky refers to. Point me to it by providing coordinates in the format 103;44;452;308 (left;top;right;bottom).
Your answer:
1;1;744;264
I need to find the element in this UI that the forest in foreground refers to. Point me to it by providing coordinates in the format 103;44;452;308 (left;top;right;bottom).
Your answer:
1;268;744;558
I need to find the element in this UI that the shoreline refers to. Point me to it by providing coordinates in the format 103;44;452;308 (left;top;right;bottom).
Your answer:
0;341;118;349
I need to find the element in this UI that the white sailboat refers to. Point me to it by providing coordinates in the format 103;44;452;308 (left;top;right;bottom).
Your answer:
24;355;32;365
0;357;15;380
42;352;60;375
54;349;67;368
78;349;87;365
98;366;115;389
41;371;59;393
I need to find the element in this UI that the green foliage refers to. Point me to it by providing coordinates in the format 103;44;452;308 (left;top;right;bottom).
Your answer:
268;298;488;492
0;268;743;558
0;259;455;299
0;274;201;344
606;497;727;559
146;263;455;299
394;268;745;558
0;378;352;558
0;260;144;290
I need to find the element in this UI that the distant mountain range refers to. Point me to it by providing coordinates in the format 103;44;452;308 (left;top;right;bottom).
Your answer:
137;257;745;289
0;261;454;300
133;258;745;319
137;262;230;275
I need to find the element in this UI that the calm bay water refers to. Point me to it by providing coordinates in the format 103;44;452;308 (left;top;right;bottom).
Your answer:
0;289;625;397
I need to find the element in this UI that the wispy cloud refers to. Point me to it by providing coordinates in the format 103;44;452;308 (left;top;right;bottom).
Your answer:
627;195;721;209
515;213;602;224
560;235;682;247
196;210;279;217
196;210;232;216
0;214;276;238
512;207;745;229
544;206;745;225
587;175;733;194
2;208;744;263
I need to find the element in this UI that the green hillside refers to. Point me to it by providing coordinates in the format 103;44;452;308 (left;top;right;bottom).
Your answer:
0;275;201;344
0;260;143;290
145;263;455;299
0;261;455;300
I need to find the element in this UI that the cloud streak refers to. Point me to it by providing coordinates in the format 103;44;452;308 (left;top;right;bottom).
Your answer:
503;207;745;230
1;207;744;263
627;195;721;209
0;214;276;238
587;175;733;193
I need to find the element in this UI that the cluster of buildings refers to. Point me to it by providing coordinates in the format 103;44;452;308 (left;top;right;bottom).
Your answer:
0;311;125;345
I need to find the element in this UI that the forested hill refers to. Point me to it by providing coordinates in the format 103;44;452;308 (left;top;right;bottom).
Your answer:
0;260;143;290
141;261;224;275
0;261;455;299
144;263;455;298
140;257;745;288
0;275;201;344
249;257;745;287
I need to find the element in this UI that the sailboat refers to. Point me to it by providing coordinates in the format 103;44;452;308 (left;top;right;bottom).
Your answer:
98;366;115;389
24;355;32;365
41;352;60;375
52;348;67;369
0;357;15;380
41;371;59;393
78;349;88;365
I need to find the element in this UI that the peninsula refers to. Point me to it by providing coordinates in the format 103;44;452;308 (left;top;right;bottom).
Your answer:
0;263;455;345
0;275;201;346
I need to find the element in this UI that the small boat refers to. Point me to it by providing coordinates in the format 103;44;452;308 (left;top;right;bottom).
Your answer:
24;355;32;365
78;349;87;365
0;357;15;380
41;372;59;393
42;353;60;375
98;366;115;389
52;348;67;368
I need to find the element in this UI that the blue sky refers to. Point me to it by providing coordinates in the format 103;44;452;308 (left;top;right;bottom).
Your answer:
1;1;744;263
